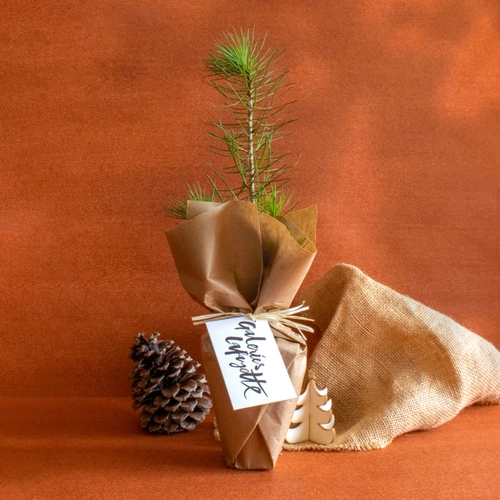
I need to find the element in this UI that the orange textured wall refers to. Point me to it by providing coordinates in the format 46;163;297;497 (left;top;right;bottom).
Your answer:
1;0;499;397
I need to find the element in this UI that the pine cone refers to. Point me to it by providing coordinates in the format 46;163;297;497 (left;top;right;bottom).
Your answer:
130;333;212;434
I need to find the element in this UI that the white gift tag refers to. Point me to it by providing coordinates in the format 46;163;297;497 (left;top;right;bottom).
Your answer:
206;317;297;410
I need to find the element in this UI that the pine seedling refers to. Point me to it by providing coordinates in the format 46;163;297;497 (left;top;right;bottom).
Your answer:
167;28;297;219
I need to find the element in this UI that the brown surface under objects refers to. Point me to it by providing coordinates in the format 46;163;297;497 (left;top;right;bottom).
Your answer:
1;398;499;500
1;0;499;498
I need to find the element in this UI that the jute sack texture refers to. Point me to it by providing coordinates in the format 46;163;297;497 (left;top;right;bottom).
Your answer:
284;264;500;451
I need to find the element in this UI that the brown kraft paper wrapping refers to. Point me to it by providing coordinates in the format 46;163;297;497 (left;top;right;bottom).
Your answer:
166;200;317;469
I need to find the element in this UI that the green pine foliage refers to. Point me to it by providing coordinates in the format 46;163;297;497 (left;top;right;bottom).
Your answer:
166;183;216;220
166;28;297;219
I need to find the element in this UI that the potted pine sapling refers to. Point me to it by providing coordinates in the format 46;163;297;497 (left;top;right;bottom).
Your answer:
166;29;317;470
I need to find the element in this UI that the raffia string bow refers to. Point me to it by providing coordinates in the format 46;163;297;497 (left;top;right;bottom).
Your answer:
192;303;314;339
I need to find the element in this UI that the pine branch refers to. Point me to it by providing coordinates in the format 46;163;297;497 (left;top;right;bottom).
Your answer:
166;28;298;220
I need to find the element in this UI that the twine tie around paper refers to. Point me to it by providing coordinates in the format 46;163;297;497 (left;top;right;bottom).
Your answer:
192;303;314;340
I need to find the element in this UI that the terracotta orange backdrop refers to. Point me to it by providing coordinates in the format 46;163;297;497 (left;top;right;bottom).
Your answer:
1;0;499;398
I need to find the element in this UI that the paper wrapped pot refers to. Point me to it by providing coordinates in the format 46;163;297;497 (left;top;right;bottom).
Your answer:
167;200;317;469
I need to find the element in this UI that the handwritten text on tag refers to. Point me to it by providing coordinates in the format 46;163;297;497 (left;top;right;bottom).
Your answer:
206;317;297;410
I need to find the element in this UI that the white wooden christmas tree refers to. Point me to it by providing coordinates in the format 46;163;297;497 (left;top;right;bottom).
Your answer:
285;370;336;445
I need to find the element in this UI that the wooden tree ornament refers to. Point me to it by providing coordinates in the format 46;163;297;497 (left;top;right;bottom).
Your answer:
285;370;336;445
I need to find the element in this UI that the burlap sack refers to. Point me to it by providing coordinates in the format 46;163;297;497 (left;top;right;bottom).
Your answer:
284;263;500;451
